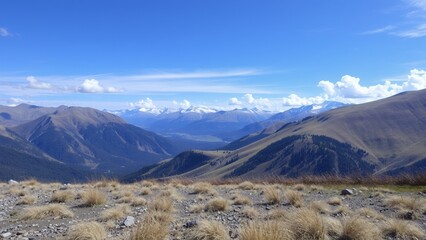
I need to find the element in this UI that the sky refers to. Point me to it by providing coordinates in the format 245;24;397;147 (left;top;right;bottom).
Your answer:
1;0;426;112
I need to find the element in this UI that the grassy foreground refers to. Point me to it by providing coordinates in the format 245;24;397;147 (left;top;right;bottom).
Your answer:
0;178;425;239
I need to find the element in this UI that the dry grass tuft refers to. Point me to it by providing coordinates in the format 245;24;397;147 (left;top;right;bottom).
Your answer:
333;205;352;216
231;193;252;205
384;196;426;212
327;196;342;206
140;187;152;195
17;195;37;205
323;217;343;238
148;197;173;212
131;197;148;207
340;217;382;240
382;219;425;239
140;180;155;188
191;182;213;195
286;208;326;240
238;181;255;190
190;220;230;240
82;189;106;207
130;211;172;240
239;220;293;240
189;204;204;213
241;206;259;219
51;190;74;203
355;207;385;220
285;190;303;207
205;197;229;212
99;204;130;221
67;221;106;240
130;219;167;240
308;201;330;214
19;204;74;220
266;209;288;220
293;184;306;191
263;186;282;205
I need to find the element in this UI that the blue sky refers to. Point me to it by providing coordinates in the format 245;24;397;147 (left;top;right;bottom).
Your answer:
1;0;426;111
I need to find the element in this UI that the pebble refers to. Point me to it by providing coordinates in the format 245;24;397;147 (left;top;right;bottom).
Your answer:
122;216;135;227
1;232;11;238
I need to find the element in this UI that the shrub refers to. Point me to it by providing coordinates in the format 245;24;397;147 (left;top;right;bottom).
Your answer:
286;208;326;240
263;186;282;205
205;197;229;212
190;220;230;240
231;194;252;205
51;190;74;203
382;219;425;239
239;220;293;240
327;197;342;206
285;190;303;207
67;221;106;240
20;204;74;220
340;217;382;240
148;197;173;212
82;189;106;207
99;205;130;221
238;181;255;190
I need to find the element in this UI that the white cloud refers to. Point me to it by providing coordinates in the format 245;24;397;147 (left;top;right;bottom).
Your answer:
407;0;426;11
129;97;156;109
362;25;395;35
128;69;261;80
243;93;255;104
0;28;11;37
26;76;53;89
395;24;426;38
317;69;426;102
6;98;29;106
77;79;120;93
282;94;325;106
228;97;242;105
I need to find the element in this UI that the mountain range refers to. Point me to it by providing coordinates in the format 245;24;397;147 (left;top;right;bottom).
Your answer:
124;89;426;181
117;102;346;144
0;105;180;181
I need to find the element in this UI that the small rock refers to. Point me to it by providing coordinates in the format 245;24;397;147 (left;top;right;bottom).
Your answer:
1;232;12;238
184;220;197;228
122;216;135;227
340;189;353;196
8;180;18;185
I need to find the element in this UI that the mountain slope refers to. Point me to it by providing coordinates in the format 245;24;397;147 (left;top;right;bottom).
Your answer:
12;106;178;175
0;126;86;182
126;89;426;180
0;104;57;127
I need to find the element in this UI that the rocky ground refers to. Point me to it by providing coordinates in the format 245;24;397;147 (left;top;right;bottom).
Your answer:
0;179;425;240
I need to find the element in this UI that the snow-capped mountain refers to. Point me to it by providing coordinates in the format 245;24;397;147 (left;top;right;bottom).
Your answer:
117;106;273;141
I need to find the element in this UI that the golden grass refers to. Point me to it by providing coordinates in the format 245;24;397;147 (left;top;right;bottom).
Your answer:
51;190;74;203
148;197;173;212
130;211;172;240
327;196;342;206
340;217;382;240
381;219;426;239
384;196;426;212
140;180;155;188
189;204;204;213
323;217;343;238
205;197;229;212
99;204;131;221
19;204;74;220
333;205;351;216
190;220;230;240
241;206;259;219
231;193;252;205
293;184;306;191
238;181;255;190
239;220;293;240
263;186;282;205
82;189;106;207
140;187;152;195
354;207;385;220
191;182;213;195
67;221;106;240
308;201;330;214
131;197;148;207
284;190;303;207
266;209;288;220
286;208;326;240
17;195;37;205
